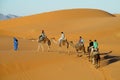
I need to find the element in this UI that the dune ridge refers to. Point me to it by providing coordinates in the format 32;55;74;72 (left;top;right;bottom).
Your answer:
0;9;118;39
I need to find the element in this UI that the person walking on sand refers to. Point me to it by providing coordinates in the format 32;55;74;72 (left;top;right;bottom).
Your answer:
13;37;18;51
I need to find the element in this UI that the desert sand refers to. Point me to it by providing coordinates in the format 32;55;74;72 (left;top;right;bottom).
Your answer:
0;9;120;80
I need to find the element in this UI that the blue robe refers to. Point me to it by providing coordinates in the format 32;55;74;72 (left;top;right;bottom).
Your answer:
13;37;18;51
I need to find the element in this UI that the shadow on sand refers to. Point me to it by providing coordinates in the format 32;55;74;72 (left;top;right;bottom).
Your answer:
100;51;120;67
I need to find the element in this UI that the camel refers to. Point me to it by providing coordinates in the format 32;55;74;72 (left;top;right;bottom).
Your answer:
51;38;74;54
87;46;94;61
37;37;51;52
92;50;101;68
69;41;86;56
87;46;101;68
88;48;100;68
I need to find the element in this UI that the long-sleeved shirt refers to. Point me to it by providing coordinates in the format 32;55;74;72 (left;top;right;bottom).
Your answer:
41;33;46;38
93;42;98;49
60;33;65;39
79;38;84;44
89;41;93;47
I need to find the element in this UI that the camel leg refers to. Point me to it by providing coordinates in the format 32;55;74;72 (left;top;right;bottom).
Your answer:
92;58;94;64
40;43;44;52
94;57;100;69
47;40;51;52
83;47;86;54
98;60;100;67
95;59;100;69
92;58;95;65
58;47;61;53
37;43;40;51
66;42;70;54
47;45;50;52
88;52;90;61
67;48;70;55
90;55;92;62
38;43;44;52
90;49;93;62
77;52;79;57
76;49;79;56
96;60;98;68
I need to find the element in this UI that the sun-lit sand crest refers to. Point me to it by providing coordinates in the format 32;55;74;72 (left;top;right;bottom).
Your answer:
0;9;120;80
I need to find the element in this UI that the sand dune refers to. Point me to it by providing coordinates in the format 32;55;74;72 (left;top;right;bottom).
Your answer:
115;14;120;17
0;9;120;80
0;9;116;38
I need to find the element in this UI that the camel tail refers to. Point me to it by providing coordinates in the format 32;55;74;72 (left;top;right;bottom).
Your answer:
48;40;51;46
67;42;69;48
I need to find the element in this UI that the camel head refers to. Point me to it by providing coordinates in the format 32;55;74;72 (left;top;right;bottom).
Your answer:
68;41;75;48
51;37;56;40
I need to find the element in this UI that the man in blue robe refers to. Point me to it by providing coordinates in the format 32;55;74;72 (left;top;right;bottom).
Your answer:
13;37;18;51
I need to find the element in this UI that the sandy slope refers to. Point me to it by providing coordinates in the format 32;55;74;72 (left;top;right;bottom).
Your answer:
115;14;120;17
0;9;120;80
0;37;105;80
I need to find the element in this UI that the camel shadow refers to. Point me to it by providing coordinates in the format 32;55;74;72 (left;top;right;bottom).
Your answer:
104;55;120;65
100;51;120;67
100;51;112;55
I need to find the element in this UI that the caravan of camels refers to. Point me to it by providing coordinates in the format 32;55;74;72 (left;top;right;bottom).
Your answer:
36;30;100;68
